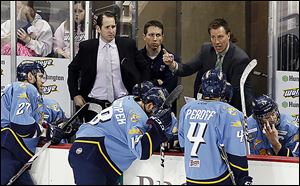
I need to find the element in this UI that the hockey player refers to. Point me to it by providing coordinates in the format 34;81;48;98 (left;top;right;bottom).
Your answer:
42;98;66;124
1;61;64;185
68;87;175;185
132;80;154;100
178;69;252;185
247;95;299;157
132;80;178;151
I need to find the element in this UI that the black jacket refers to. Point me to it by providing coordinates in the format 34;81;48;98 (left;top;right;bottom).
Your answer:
176;42;254;116
68;37;150;100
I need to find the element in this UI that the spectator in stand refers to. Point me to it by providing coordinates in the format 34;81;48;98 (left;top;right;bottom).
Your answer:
1;1;53;57
53;1;86;58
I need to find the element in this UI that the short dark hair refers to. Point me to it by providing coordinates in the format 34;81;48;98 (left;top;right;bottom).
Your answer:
143;20;164;35
208;18;230;35
96;11;117;28
208;18;237;43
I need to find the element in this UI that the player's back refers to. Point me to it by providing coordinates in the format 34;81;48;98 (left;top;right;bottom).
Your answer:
178;99;245;181
1;82;43;128
75;96;149;171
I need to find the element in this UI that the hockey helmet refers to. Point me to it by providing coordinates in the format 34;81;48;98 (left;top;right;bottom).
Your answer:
252;95;280;126
200;69;226;99
132;81;154;99
142;87;169;114
17;60;45;81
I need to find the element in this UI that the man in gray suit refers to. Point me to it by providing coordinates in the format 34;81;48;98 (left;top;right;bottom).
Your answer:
163;18;254;116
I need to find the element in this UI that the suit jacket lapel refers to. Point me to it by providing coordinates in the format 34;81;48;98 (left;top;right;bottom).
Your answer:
92;39;99;70
115;37;127;63
223;43;234;72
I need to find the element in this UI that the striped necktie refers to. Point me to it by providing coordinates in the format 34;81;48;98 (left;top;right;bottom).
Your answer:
215;54;223;71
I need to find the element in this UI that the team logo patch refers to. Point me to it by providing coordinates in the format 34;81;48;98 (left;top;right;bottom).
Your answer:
128;127;142;135
76;148;83;154
227;107;237;115
19;92;28;99
189;159;200;168
130;113;140;123
231;121;242;127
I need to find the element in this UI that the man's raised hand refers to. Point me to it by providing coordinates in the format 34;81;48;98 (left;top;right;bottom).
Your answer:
162;48;175;67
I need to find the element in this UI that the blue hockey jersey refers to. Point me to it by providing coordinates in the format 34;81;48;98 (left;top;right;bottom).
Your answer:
178;99;249;184
75;96;177;172
1;82;44;162
248;113;299;157
42;98;66;123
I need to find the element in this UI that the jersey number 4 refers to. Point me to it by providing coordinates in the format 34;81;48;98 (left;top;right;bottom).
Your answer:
187;122;207;157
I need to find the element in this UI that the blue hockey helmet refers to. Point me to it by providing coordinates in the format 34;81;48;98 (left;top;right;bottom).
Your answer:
252;95;280;126
132;81;155;99
222;81;233;103
200;69;226;99
17;60;45;81
142;87;169;114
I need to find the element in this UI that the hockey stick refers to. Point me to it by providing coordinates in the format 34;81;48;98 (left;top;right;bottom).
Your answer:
240;59;257;155
215;128;236;185
159;85;184;185
6;103;90;185
58;102;90;130
7;141;51;185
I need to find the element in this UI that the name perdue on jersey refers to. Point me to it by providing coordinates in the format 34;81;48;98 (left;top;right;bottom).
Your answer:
185;109;216;121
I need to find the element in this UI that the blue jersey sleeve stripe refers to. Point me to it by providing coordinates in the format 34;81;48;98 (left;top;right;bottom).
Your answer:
1;127;34;157
74;139;122;176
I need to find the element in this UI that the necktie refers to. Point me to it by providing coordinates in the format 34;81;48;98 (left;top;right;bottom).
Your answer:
103;43;114;103
215;54;223;71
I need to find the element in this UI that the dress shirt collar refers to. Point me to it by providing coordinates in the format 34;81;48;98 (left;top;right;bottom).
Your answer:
99;37;116;49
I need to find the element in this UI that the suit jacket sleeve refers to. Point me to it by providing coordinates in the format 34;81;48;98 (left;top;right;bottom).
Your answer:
67;45;82;99
175;46;204;77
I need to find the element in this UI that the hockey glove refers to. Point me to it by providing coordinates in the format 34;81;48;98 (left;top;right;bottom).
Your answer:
238;176;253;185
52;117;69;128
148;108;172;132
43;123;65;145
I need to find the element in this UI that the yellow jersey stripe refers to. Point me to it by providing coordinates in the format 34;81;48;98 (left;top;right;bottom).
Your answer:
187;173;230;184
145;132;152;157
229;162;248;171
1;128;33;157
74;139;122;176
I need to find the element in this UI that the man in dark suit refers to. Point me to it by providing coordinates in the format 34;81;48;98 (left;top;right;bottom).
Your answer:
68;11;150;122
163;18;254;116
